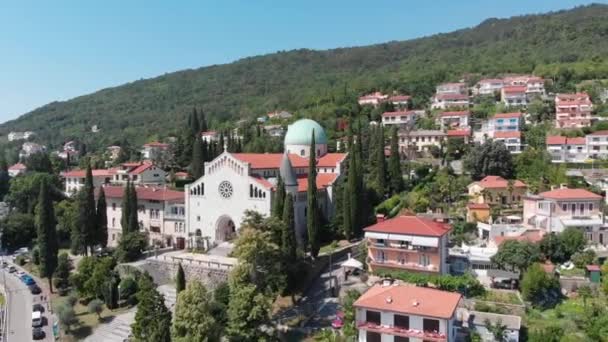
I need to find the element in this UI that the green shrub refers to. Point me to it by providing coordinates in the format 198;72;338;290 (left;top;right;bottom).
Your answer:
118;277;138;305
376;270;485;297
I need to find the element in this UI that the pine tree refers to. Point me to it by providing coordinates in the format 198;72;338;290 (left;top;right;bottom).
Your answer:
307;132;320;258
281;193;297;262
376;124;386;198
36;179;58;292
176;263;186;294
389;127;404;194
190;135;204;179
272;175;285;219
97;187;108;248
77;164;96;255
121;181;132;235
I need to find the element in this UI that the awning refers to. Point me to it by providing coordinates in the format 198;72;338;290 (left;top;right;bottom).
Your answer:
387;234;413;242
561;218;603;226
341;258;364;270
412;236;438;247
365;232;389;240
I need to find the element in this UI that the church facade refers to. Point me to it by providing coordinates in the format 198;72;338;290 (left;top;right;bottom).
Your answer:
185;119;347;247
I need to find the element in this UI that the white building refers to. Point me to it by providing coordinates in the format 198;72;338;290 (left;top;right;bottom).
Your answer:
19;142;46;159
381;110;418;127
201;131;219;143
7;163;27;177
431;94;469;110
267;110;293;120
493;131;523;154
501;86;528;107
263;124;285;137
185;119;346;248
141;142;170;160
398;130;446;153
503;75;545;97
7;131;35;142
439;111;470;129
354;284;462;342
388;95;411;108
546;131;608;163
436;82;467;95
358;92;388;107
104;185;186;249
474;78;504;96
491;112;522;132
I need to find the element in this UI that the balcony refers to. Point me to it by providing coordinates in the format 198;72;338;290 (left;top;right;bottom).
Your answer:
357;322;447;342
369;259;439;273
368;241;438;254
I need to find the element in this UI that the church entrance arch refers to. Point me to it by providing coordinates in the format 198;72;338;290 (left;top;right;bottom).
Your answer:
215;215;236;241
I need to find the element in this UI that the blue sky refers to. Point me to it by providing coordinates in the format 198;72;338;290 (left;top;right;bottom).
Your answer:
0;0;600;122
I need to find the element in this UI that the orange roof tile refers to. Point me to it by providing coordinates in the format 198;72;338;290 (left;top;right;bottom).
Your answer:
8;163;27;170
494;131;521;139
502;86;526;94
317;153;347;168
494;230;544;246
354;284;461;319
364;215;451;237
441;111;470;117
494;112;522;119
467;203;490;210
232;153;309;169
475;176;526;189
62;169;116;178
143;142;170;148
296;173;339;192
539;188;602;200
251;175;274;189
103;185;184;202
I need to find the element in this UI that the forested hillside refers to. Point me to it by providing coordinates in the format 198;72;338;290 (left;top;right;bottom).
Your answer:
2;4;608;150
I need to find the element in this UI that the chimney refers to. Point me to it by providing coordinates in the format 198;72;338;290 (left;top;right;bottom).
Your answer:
376;214;386;223
412;299;419;307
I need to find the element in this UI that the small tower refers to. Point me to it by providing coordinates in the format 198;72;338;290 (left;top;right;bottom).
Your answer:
280;152;298;194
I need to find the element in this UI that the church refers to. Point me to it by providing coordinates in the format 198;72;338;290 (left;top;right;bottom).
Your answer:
185;119;347;247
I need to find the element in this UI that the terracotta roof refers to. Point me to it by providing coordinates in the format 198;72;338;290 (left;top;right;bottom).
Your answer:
539;188;602;200
317;153;347;168
382;111;416;118
447;129;471;137
467;203;490;209
62;169;116;178
493;131;521;139
502;86;527;94
556;93;591;101
438;82;465;87
174;172;188;177
201;131;218;136
232;153;309;169
354;284;461;320
129;162;154;175
474;176;527;189
389;95;411;102
441;111;470;117
103;185;184;202
8;163;27;170
587;130;608;136
494;230;544;246
364;215;451;237
567;137;586;145
494;112;521;119
251;175;274;189
546;135;585;145
143;142;169;148
435;93;469;101
296;173;339;192
586;265;601;272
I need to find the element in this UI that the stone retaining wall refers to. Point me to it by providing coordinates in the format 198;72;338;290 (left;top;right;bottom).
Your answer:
126;258;230;289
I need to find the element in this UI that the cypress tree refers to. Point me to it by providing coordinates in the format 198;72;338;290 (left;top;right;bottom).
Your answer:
176;263;186;294
190;135;204;179
376;124;386;199
190;108;200;136
128;182;139;233
36;179;58;292
97;187;108;248
281;193;297;262
272;175;286;219
77;164;97;255
342;180;352;240
307;131;320;258
70;191;86;255
347;122;359;234
219;132;225;151
132;274;172;342
121;181;132;235
389;127;404;195
355;119;366;235
199;108;208;133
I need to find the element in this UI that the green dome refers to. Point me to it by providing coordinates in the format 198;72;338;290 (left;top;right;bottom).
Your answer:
284;119;328;145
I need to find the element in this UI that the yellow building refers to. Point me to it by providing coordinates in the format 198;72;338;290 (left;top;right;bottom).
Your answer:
468;176;527;206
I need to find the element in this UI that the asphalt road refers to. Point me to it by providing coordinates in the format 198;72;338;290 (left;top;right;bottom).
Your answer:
1;262;54;342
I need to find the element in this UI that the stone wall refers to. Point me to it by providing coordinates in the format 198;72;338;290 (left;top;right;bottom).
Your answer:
124;258;230;290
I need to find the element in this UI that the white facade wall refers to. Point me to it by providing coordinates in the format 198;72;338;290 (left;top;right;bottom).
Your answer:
64;175;111;196
285;143;327;159
355;308;454;342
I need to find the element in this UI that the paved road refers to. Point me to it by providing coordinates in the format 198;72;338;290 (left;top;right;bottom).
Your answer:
1;263;54;342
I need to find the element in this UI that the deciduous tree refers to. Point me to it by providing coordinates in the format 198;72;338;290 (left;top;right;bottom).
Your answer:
132;274;172;342
172;281;220;341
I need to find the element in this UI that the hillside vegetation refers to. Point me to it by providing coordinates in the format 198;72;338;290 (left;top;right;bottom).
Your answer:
2;4;608;150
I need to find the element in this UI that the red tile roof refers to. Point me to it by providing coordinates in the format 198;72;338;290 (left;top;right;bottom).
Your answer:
296;173;339;192
586;265;601;272
441;111;470;117
382;111;416;118
317;153;347;168
436;93;469;101
567;137;586;145
588;130;608;136
143;142;169;148
8;163;27;171
502;86;526;94
475;176;527;189
364;215;451;237
62;169;116;178
389;95;411;102
129;162;154;175
201;131;218;136
103;185;184;202
494;230;544;246
354;284;461;320
447;129;471;137
494;131;521;139
467;203;490;210
251;176;274;189
546;135;585;145
494;112;521;119
539;188;602;200
478;78;504;84
232;153;309;169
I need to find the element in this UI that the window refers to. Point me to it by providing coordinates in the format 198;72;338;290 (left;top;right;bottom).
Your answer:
300;149;305;156
112;203;116;211
112;234;115;241
589;203;594;211
394;315;409;329
562;204;567;211
366;311;381;324
366;332;381;342
419;254;430;266
395;336;410;342
112;218;115;227
423;318;440;333
197;216;201;222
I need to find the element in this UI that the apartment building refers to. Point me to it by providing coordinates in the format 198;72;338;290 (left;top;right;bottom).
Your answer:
104;185;186;248
389;95;411;108
431;94;469;110
7;131;35;141
439;111;470;130
493;131;523;153
546;132;608;163
491;112;522;132
501;86;527;107
468;176;527;206
19;142;46;159
354;284;461;342
555;93;593;128
523;187;605;243
382;110;418;127
364;215;451;275
398;130;446;153
359;92;389;107
436;82;467;95
503;75;545;97
141;142;170;160
474;78;504;96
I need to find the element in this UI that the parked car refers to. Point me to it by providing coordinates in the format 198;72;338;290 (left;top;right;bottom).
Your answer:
32;311;42;327
33;303;45;313
21;275;35;285
32;327;45;340
29;284;42;295
1;261;8;268
8;266;16;273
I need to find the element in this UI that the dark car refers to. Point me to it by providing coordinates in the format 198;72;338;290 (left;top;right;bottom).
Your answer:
33;303;45;313
29;284;42;295
32;327;45;340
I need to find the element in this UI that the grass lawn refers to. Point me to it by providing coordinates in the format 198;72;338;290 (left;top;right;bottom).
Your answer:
475;289;523;305
559;267;586;277
52;294;131;342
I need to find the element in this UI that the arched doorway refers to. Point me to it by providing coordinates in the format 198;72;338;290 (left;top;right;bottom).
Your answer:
215;215;236;241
